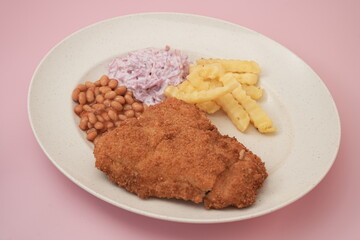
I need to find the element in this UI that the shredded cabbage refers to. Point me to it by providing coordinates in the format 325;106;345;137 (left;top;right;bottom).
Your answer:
108;46;189;105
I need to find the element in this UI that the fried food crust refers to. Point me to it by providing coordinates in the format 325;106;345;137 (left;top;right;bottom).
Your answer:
94;98;267;209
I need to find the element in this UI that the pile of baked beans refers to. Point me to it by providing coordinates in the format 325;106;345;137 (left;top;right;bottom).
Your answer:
72;75;146;142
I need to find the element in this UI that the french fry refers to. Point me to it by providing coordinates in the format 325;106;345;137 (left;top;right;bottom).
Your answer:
177;79;221;113
196;101;221;114
197;63;225;79
186;67;223;113
209;79;250;131
196;59;261;74
209;79;223;88
215;93;250;132
220;73;275;133
186;71;210;90
177;80;196;93
189;64;197;73
164;82;239;104
232;73;259;85
242;85;263;100
167;58;274;134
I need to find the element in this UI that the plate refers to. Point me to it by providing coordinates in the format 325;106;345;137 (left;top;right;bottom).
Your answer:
28;12;341;223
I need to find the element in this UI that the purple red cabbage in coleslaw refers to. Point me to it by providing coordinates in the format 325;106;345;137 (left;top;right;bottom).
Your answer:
108;46;190;106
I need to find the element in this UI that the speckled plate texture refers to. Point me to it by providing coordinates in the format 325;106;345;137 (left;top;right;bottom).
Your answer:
28;12;341;223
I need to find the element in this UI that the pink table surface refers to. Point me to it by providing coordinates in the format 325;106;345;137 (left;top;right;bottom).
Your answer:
1;0;359;239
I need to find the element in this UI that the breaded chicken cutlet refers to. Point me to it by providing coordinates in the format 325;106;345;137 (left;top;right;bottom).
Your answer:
94;98;267;209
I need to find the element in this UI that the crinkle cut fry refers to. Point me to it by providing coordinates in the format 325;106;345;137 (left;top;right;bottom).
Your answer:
196;59;261;74
220;73;275;133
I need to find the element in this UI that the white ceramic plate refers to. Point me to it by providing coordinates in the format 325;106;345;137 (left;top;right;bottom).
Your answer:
28;13;340;223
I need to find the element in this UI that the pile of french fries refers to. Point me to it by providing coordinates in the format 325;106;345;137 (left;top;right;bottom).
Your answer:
164;58;275;133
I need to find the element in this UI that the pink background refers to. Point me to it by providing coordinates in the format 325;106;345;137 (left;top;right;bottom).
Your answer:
1;0;359;239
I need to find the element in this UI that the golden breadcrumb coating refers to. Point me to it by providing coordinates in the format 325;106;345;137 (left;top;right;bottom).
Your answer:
94;98;267;209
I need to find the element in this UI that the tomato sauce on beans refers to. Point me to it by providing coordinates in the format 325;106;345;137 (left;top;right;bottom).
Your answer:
72;75;146;143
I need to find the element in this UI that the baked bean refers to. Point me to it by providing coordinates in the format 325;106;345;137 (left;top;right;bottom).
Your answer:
100;75;109;86
94;87;100;96
108;79;118;89
72;88;80;102
96;115;104;122
73;76;146;143
88;112;97;124
108;109;118;121
92;103;105;112
86;89;95;103
106;121;114;129
94;122;104;130
93;136;100;145
135;112;142;118
124;110;135;118
86;130;98;141
132;102;144;112
95;95;104;103
123;104;132;111
104;91;116;100
103;99;111;107
77;84;87;92
115;86;127;96
101;112;110;121
74;105;83;115
82;104;92;112
78;92;86;105
101;124;108;132
79;116;88;130
85;81;95;88
79;111;88;118
110;101;123;112
118;114;127;121
86;128;95;133
114;95;125;104
99;86;111;94
115;121;122;127
124;95;134;104
94;80;101;87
